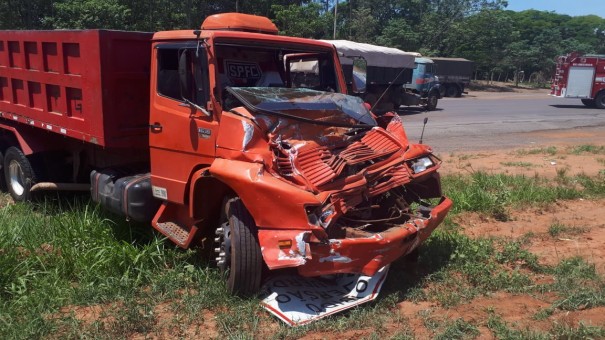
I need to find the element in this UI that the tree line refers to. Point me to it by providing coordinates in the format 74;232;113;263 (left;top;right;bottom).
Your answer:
1;0;604;83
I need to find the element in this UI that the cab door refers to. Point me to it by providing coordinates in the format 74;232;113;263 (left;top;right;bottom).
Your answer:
148;43;218;204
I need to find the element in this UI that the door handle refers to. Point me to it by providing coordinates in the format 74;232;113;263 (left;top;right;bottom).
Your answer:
149;122;163;133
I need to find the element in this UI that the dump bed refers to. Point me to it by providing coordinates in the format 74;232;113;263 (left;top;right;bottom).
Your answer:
430;57;474;84
0;30;153;148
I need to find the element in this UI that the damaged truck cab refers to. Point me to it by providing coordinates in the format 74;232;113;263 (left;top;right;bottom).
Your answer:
0;13;452;296
153;13;452;295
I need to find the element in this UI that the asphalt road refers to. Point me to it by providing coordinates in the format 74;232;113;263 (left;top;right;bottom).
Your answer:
398;94;605;152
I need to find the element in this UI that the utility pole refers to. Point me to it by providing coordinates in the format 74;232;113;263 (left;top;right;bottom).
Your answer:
333;0;338;39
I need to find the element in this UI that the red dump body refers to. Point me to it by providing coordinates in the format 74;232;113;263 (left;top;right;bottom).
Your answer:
0;30;152;149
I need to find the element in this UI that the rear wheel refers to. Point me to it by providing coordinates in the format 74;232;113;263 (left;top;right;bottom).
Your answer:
215;196;263;296
4;147;36;202
445;85;458;97
595;92;605;109
581;99;595;107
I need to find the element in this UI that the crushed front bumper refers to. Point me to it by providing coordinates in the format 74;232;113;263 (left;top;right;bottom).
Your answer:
258;196;453;277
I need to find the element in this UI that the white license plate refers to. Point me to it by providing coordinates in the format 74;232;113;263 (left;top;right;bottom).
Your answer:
260;265;390;326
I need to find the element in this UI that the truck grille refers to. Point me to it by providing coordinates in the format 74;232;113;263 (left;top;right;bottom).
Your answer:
275;128;409;203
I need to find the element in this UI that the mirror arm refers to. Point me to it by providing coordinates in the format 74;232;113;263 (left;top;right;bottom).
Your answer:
182;97;211;117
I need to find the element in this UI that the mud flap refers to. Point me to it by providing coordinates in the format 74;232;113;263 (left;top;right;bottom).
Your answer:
260;265;390;326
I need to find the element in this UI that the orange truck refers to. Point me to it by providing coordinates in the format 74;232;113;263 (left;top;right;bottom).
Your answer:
0;13;452;295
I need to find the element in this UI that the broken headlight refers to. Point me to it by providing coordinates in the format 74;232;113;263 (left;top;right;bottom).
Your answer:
306;204;337;228
409;157;434;174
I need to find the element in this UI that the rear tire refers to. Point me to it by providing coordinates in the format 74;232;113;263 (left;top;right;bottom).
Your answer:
595;92;605;109
445;85;458;97
581;99;595;107
4;147;36;202
216;196;263;296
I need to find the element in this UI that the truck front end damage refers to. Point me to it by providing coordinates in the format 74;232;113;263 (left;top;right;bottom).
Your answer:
211;87;452;280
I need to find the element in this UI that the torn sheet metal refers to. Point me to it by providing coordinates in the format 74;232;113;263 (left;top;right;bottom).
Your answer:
260;265;390;326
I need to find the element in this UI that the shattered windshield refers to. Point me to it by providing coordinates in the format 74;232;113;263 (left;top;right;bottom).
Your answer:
226;87;376;127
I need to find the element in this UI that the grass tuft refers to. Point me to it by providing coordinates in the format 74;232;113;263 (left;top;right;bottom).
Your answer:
568;144;605;155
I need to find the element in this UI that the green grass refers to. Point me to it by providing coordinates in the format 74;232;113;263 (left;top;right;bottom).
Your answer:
549;257;605;311
487;313;549;339
0;198;234;339
442;170;605;220
1;167;605;338
500;161;534;168
515;146;557;156
547;221;586;237
568;144;605;155
435;318;479;340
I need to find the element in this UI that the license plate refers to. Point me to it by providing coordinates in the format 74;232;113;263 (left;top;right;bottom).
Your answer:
260;265;390;326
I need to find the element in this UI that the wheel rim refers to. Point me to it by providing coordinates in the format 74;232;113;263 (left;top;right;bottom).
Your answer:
215;221;232;272
8;159;25;196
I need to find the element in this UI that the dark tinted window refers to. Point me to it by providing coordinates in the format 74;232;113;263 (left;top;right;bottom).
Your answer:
157;48;180;100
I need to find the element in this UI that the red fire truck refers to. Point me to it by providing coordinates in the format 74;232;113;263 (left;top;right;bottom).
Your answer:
550;52;605;109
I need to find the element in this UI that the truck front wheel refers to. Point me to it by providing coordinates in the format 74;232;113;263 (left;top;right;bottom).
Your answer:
215;196;263;296
595;92;605;109
426;93;438;111
4;147;37;202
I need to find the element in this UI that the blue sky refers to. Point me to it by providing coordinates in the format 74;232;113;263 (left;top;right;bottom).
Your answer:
505;0;605;17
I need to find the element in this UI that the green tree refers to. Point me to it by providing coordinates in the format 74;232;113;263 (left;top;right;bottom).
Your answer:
348;7;378;42
376;18;421;51
271;2;332;38
453;9;514;81
44;0;130;29
504;39;538;87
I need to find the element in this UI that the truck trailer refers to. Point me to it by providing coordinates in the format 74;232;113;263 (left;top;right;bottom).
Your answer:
550;52;605;109
429;57;474;97
0;13;451;296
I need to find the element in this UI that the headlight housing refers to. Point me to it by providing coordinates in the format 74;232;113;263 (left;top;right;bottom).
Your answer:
409;157;434;174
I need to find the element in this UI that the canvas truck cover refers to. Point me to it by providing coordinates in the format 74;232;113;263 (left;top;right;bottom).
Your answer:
321;40;418;69
318;40;418;86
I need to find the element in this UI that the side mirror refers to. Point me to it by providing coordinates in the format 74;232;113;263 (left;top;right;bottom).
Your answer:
352;57;367;94
178;49;193;102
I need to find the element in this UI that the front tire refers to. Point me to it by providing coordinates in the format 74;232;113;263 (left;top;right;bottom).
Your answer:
4;147;37;202
426;92;438;111
216;196;263;296
595;92;605;109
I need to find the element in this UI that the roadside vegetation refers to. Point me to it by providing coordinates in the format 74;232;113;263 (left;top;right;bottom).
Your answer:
1;1;604;85
1;145;604;338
